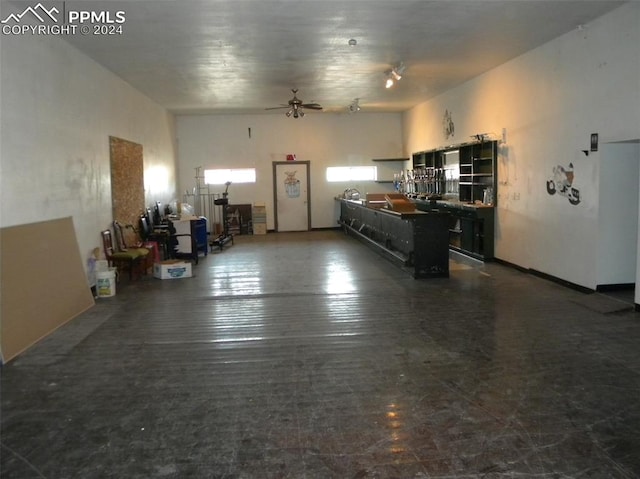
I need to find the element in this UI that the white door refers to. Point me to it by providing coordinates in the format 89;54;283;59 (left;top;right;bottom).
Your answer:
273;161;310;231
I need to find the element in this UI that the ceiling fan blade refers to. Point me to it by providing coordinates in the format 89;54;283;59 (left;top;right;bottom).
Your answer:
265;106;290;110
302;104;323;110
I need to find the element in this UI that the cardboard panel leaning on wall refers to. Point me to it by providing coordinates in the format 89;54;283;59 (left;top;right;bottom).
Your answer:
0;217;95;363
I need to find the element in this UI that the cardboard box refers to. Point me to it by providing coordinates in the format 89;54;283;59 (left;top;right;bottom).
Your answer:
154;260;192;279
253;223;267;235
384;194;416;212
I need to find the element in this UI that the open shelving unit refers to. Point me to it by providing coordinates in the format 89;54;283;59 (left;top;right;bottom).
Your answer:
410;140;498;260
458;141;496;204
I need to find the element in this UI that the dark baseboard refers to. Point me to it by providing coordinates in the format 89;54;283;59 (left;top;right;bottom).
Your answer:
494;257;528;274
526;268;593;293
494;257;594;294
311;226;342;231
596;283;635;292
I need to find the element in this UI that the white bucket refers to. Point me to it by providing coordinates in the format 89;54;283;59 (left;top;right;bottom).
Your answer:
95;260;109;273
96;268;117;298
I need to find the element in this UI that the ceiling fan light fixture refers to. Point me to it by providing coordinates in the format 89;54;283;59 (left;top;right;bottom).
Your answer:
266;89;322;118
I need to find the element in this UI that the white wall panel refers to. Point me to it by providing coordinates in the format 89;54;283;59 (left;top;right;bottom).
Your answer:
403;2;640;289
1;31;178;269
176;113;404;230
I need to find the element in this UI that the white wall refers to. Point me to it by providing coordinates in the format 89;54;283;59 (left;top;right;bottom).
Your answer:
403;2;640;290
0;28;178;267
597;141;640;287
176;113;403;230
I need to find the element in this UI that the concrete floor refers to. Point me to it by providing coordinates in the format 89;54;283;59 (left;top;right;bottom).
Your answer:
2;230;640;478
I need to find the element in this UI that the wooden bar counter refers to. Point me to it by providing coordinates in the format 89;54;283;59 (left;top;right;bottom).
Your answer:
337;197;450;278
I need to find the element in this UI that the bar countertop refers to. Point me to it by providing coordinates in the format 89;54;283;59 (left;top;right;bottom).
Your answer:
335;197;437;218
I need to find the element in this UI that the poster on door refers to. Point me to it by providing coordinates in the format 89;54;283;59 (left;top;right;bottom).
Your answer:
284;171;300;198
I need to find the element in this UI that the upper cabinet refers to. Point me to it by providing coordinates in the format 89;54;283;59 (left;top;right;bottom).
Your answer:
458;141;497;204
411;140;497;204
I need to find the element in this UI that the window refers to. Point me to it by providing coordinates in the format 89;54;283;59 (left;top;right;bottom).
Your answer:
204;168;256;185
326;166;377;182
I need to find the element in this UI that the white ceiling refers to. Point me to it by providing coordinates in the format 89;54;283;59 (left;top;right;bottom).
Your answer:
46;1;627;114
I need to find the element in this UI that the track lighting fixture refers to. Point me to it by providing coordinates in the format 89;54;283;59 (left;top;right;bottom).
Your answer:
385;73;395;89
384;62;406;89
348;98;361;113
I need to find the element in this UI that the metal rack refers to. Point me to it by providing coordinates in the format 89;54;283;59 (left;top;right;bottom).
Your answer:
182;167;234;251
182;167;220;235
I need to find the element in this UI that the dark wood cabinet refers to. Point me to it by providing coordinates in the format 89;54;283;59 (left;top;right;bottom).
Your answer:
409;140;498;261
458;141;497;204
338;199;450;278
371;140;498;261
414;200;495;260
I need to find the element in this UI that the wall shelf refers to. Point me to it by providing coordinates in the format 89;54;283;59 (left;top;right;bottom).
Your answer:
371;158;409;162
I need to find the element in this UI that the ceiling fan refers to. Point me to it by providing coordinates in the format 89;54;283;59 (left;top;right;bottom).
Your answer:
265;89;323;118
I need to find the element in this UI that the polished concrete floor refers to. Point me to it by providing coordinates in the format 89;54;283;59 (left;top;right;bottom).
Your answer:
2;230;640;478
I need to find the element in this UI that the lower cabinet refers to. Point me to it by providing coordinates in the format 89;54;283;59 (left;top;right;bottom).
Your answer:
338;199;450;278
415;200;494;261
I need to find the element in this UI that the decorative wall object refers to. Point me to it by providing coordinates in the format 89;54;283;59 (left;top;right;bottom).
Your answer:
284;171;301;198
546;162;581;205
442;109;455;139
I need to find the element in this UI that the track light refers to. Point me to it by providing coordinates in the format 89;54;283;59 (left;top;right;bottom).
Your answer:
349;98;361;113
385;74;394;89
384;62;405;88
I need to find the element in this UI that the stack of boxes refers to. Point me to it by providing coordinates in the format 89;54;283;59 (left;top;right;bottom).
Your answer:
253;202;267;235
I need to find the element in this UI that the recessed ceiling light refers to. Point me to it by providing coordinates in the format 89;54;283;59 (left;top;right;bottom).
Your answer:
348;38;357;46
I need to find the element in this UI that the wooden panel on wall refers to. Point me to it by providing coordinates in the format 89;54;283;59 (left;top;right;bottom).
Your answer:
0;217;95;363
110;136;144;227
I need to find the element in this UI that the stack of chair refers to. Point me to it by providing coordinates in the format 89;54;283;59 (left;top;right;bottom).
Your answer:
112;220;155;273
101;228;149;280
